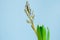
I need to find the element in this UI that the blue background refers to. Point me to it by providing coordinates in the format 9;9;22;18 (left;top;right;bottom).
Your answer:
0;0;60;40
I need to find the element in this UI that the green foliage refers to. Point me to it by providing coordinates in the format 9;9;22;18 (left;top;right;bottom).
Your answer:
37;25;50;40
47;27;50;40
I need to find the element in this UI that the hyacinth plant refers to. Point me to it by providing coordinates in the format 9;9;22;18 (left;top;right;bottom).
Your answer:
24;1;50;40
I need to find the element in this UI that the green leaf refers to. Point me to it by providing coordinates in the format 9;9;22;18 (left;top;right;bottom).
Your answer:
47;27;50;40
37;25;46;40
41;25;46;40
37;25;42;40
